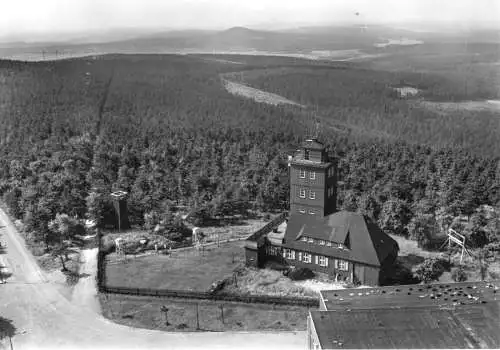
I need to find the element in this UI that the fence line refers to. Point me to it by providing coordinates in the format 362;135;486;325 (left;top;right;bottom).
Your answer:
100;285;318;307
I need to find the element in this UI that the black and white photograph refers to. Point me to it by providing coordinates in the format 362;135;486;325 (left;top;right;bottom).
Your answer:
0;0;499;349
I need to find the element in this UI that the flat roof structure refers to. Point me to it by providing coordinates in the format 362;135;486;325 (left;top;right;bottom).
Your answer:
319;281;499;311
310;308;480;349
309;281;500;349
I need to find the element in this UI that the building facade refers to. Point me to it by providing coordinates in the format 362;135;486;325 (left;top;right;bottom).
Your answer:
244;138;398;286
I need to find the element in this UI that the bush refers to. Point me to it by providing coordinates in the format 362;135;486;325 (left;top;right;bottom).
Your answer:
413;258;448;283
451;266;468;282
101;240;116;255
287;267;315;281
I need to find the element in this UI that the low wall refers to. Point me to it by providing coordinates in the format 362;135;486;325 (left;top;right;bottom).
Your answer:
246;212;287;244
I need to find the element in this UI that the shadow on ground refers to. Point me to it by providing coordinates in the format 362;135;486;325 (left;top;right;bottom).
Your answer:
64;271;91;286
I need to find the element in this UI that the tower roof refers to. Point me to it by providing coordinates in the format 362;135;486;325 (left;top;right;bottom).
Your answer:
301;138;325;151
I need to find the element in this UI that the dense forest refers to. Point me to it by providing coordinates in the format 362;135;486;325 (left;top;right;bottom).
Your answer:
0;53;498;255
228;46;500;157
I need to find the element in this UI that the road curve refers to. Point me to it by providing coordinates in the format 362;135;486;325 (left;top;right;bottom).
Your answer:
0;208;306;350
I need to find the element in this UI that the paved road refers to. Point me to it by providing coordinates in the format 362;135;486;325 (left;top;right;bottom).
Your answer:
0;208;306;350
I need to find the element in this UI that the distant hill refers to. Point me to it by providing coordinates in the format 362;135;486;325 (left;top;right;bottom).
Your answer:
1;25;498;62
0;25;413;60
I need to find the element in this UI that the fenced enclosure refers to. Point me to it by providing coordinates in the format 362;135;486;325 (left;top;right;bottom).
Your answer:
96;212;318;308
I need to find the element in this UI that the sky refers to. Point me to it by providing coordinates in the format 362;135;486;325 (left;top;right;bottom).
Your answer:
1;0;499;41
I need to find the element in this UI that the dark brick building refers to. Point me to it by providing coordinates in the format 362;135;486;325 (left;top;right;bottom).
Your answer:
245;138;398;285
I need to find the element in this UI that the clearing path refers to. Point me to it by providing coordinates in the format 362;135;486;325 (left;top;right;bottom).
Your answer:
222;79;304;107
0;208;306;350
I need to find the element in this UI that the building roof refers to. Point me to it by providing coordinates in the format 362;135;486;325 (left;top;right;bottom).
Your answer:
283;211;398;267
310;308;481;349
314;281;500;349
289;159;332;168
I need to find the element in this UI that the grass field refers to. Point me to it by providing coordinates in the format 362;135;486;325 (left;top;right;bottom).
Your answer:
105;241;246;291
99;293;309;332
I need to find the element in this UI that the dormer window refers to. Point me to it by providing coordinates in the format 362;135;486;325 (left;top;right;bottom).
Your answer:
304;149;310;160
326;241;332;247
319;240;325;246
299;169;306;178
307;237;314;244
301;236;308;242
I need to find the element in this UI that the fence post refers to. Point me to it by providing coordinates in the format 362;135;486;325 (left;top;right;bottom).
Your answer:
220;304;224;325
196;302;200;330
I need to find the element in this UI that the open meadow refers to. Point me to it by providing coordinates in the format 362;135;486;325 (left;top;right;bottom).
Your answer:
99;293;309;332
105;241;246;291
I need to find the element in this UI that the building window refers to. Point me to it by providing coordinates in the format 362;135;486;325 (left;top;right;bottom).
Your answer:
304;149;310;160
307;237;314;244
267;246;280;256
326;241;332;247
310;171;316;180
303;253;312;263
299;169;306;178
299;208;306;214
319;240;325;246
309;210;315;215
338;260;349;271
284;249;295;260
309;191;316;200
298;252;303;261
299;189;306;198
318;256;328;267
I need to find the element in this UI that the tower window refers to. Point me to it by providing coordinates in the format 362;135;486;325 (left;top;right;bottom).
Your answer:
299;169;306;178
299;189;306;198
309;191;316;200
304;149;310;160
310;171;316;180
